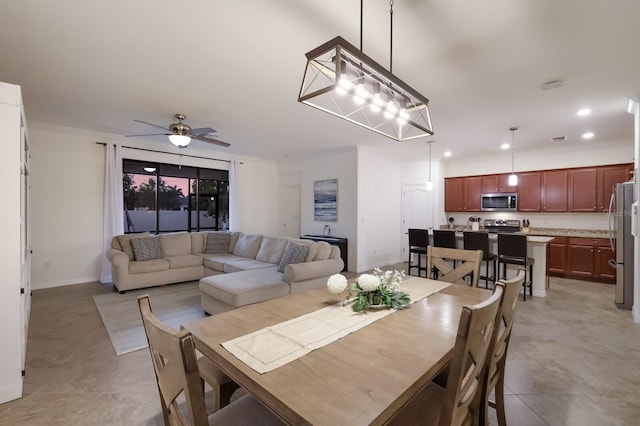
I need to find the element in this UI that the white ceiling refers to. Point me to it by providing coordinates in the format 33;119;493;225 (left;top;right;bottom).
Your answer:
1;0;638;162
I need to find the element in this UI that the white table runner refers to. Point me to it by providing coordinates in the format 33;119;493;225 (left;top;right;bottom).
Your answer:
221;278;452;374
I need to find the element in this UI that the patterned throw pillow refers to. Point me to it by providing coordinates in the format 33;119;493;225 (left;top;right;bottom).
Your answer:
130;237;163;261
205;232;231;254
277;241;310;273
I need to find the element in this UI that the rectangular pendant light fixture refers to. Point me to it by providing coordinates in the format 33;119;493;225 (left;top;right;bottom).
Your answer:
298;36;433;141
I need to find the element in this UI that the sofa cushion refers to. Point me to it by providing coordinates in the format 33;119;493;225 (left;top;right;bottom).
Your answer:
199;267;289;308
130;237;163;261
278;241;310;273
118;232;151;260
128;258;170;274
206;232;232;254
191;232;206;254
313;242;332;261
159;233;192;256
224;259;279;273
204;255;253;272
165;254;204;269
232;234;263;258
255;236;289;264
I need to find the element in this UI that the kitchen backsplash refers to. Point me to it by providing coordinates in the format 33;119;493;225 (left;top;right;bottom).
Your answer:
442;211;610;231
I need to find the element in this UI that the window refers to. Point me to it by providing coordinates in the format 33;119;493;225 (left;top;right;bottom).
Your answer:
123;159;229;234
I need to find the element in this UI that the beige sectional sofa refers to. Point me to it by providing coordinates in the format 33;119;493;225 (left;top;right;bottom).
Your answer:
105;231;344;314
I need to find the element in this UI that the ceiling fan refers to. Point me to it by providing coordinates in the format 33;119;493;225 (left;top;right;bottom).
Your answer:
127;113;230;148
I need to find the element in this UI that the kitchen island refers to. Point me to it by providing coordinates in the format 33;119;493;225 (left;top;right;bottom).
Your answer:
429;230;554;297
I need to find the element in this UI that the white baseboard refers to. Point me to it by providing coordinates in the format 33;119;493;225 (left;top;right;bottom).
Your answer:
633;305;640;323
31;276;101;290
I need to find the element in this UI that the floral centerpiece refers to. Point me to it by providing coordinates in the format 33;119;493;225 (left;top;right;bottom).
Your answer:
326;268;411;312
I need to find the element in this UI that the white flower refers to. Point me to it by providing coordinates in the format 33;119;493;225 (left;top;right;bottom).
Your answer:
327;274;348;294
357;274;380;292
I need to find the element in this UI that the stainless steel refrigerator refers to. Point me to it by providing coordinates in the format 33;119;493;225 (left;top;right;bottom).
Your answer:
609;181;635;309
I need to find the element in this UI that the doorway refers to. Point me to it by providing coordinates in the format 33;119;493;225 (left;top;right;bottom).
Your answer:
401;183;434;260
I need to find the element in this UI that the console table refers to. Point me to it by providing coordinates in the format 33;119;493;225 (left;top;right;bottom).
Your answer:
300;235;348;272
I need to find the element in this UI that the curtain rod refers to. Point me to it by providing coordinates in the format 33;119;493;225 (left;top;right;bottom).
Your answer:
95;142;232;163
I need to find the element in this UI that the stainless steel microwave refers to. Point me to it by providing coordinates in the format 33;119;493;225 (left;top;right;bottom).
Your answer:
481;193;518;211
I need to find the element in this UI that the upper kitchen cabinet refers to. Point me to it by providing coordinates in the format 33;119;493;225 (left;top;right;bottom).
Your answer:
541;170;568;211
598;164;633;212
568;167;598;212
517;172;542;211
568;164;632;212
481;174;515;193
444;176;482;212
445;177;463;211
463;176;482;211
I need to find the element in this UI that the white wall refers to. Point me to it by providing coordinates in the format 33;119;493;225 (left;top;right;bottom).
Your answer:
29;123;278;289
356;146;405;272
30;125;105;289
444;142;633;177
279;148;358;271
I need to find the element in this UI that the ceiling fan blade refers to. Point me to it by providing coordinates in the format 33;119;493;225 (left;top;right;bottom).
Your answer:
134;119;171;132
190;127;217;136
192;134;231;147
126;132;171;137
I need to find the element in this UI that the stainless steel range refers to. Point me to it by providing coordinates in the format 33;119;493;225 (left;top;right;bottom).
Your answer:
483;219;521;233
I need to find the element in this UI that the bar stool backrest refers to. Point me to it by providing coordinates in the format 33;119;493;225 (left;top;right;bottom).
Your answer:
408;228;429;248
433;230;457;249
497;234;527;259
463;232;490;257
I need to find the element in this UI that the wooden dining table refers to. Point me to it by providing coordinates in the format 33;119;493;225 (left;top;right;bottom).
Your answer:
184;277;491;425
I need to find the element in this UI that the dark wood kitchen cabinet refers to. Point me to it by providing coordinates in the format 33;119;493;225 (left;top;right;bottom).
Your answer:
517;172;542;211
566;237;615;283
568;167;598;212
481;174;515;193
445;177;463;211
445;176;482;211
546;236;568;275
542;170;568;211
569;164;632;212
598;164;633;212
463;176;482;211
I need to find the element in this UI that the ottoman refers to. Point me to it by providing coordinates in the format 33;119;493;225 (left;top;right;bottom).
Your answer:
199;267;290;315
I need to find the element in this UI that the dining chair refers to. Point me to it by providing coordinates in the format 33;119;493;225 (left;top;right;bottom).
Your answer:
388;285;503;425
463;231;498;288
480;268;525;426
432;230;458;278
426;246;483;287
408;228;430;277
137;295;284;426
497;233;534;300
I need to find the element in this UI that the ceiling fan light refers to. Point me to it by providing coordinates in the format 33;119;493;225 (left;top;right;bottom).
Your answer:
168;134;191;147
143;167;156;173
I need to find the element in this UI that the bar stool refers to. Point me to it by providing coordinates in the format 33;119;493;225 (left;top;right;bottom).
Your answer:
463;231;497;288
407;229;429;277
432;230;458;279
497;233;534;300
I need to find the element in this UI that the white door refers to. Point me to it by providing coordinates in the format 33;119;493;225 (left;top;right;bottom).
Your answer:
401;184;434;259
279;186;301;239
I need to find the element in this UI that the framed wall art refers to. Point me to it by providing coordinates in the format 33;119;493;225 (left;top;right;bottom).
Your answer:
314;179;337;222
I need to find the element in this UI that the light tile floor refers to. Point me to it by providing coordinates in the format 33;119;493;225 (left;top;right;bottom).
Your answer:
1;269;639;425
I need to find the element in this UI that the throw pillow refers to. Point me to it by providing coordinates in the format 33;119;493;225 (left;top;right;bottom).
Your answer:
130;237;163;261
277;241;310;273
205;232;231;254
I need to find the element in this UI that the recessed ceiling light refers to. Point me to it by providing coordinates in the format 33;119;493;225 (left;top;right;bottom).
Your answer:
577;108;591;116
582;132;594;139
501;143;510;150
444;151;452;157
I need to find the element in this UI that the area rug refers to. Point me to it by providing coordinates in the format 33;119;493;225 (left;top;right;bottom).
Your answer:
93;282;205;355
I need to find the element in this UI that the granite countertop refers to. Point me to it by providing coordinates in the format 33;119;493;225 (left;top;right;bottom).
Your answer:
444;225;609;239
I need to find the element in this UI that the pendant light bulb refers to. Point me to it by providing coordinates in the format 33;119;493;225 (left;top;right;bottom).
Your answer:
508;126;518;186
